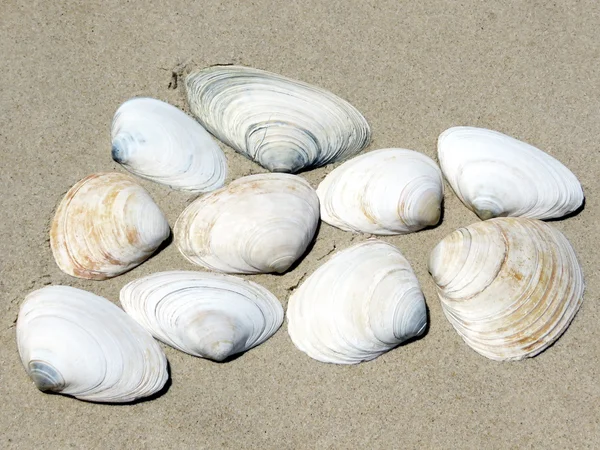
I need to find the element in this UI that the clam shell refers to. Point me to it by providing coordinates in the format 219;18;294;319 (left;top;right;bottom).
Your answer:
174;173;320;274
287;239;427;364
185;65;371;173
16;286;168;403
428;217;584;361
438;126;584;220
317;148;443;235
111;97;227;193
120;271;283;361
50;172;170;280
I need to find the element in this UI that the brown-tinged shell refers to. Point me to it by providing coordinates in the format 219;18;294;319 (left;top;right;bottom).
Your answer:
50;172;170;280
428;217;584;361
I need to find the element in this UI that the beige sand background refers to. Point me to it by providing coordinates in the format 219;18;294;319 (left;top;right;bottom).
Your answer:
1;0;599;448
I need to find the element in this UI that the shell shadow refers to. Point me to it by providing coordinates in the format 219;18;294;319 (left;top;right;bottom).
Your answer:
545;197;586;222
275;220;322;275
399;300;431;348
361;302;431;364
146;229;174;262
420;198;446;232
212;352;246;364
101;360;173;406
126;361;173;405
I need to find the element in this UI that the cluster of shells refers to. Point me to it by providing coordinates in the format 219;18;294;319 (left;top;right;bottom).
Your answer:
17;65;585;403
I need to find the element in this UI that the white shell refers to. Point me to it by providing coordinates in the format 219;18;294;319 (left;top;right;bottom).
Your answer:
174;173;320;274
50;172;170;280
317;148;444;235
120;271;283;361
287;239;427;364
185;65;371;173
111;97;227;193
17;286;168;403
428;217;584;361
438;126;584;220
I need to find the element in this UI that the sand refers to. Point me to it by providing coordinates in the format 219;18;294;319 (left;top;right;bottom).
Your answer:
1;0;599;448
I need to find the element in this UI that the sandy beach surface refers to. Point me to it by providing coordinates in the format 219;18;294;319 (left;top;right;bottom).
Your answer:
1;0;599;448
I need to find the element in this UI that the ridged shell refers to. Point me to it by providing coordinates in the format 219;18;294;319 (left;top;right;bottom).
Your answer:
438;126;584;220
185;65;371;173
111;97;227;193
317;148;443;234
428;218;584;361
16;286;168;403
120;271;283;361
174;173;320;274
50;172;170;280
287;239;427;364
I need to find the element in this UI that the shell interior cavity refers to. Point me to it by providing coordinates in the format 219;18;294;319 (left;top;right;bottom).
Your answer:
111;97;227;193
185;65;371;173
174;173;320;274
428;217;584;361
16;286;169;403
50;172;170;280
287;239;428;364
120;271;284;361
438;126;584;220
317;148;444;235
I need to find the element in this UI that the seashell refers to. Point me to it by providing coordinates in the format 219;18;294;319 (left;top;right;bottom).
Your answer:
50;172;170;280
438;126;584;220
287;239;427;364
120;271;283;361
185;65;371;173
16;286;168;403
317;148;444;235
174;173;320;274
428;217;584;361
111;97;227;193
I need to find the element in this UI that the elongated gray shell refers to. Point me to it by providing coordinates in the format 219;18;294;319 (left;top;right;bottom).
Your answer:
428;218;585;361
174;173;320;274
185;65;371;173
16;286;168;403
120;271;283;361
287;239;427;364
317;148;443;234
111;97;227;193
438;127;584;220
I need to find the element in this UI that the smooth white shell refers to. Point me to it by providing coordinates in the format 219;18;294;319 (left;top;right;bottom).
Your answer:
17;286;168;403
287;239;427;364
174;173;320;274
111;97;227;192
185;65;371;173
50;172;170;280
428;217;584;361
317;148;444;234
438;126;584;220
120;271;283;361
